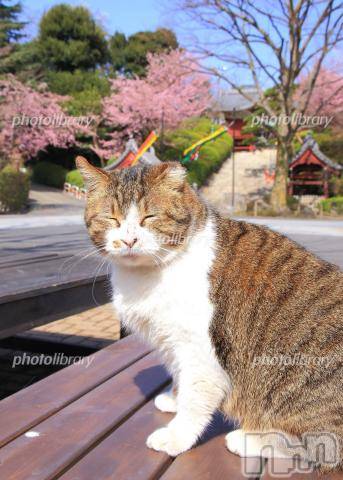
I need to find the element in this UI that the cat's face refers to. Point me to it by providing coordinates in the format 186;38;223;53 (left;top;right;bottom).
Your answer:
77;157;204;267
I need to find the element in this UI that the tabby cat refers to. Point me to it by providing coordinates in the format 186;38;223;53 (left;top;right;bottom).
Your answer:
77;157;343;470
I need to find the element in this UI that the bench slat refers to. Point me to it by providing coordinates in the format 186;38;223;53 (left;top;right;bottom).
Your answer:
160;415;261;480
262;459;341;479
0;353;169;480
60;400;173;480
0;335;150;448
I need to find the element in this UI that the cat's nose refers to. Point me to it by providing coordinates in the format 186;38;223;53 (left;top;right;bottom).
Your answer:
121;238;138;249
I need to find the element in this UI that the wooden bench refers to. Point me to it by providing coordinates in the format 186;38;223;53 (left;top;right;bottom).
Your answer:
0;335;342;479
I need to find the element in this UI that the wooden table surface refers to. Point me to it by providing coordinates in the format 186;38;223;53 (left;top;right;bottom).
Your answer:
0;335;341;480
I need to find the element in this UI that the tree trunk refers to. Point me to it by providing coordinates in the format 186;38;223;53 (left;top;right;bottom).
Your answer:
270;139;293;212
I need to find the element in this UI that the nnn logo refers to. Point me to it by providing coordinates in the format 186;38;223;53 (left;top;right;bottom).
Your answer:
242;431;340;478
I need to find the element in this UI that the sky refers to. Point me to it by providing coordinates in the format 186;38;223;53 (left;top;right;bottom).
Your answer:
22;0;172;39
20;0;342;90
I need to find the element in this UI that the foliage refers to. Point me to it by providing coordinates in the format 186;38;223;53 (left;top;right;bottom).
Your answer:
66;169;84;188
314;131;343;166
34;145;102;170
109;28;178;77
0;1;27;73
242;87;283;146
160;117;233;186
320;196;343;215
329;176;343;197
63;89;102;116
0;0;25;47
46;69;110;96
101;50;211;155
46;68;110;117
38;4;108;72
32;161;67;189
0;165;30;212
0;40;44;78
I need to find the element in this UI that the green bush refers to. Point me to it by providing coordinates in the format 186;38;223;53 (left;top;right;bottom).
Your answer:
314;132;343;166
64;88;103;115
66;169;84;188
160;117;233;186
33;161;67;189
329;176;343;197
320;196;343;215
0;166;30;212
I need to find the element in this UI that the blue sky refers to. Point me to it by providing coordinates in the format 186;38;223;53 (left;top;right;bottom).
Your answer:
22;0;171;39
20;1;341;90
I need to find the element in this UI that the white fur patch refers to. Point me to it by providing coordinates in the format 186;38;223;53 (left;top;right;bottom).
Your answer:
154;391;177;413
111;216;231;456
105;203;177;267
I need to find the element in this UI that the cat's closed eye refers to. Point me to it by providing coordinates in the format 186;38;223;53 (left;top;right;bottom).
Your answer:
140;214;156;226
109;217;121;227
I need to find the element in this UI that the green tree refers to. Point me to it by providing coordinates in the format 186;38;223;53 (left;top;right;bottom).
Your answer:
38;4;108;72
109;28;178;77
0;0;25;47
0;1;26;73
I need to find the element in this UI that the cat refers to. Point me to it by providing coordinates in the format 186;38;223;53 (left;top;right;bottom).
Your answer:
77;156;343;471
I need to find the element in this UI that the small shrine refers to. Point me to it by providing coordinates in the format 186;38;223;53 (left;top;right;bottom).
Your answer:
288;135;342;197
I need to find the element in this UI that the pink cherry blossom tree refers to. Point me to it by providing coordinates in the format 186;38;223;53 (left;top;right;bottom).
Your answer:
101;49;211;154
296;67;343;129
0;75;92;167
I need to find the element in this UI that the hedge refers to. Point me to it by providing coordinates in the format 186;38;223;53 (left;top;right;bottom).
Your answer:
320;196;343;215
33;161;67;189
66;169;84;188
313;132;343;166
0;166;30;212
159;117;233;186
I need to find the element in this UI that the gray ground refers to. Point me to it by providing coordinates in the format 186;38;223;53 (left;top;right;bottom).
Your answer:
0;214;342;297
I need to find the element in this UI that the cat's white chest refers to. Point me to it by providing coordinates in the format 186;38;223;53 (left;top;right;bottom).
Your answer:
111;220;216;349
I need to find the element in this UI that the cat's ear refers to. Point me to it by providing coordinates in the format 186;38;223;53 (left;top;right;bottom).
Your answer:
75;156;109;191
149;162;186;190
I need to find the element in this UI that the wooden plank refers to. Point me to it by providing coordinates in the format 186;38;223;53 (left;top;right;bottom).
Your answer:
262;458;343;479
60;400;173;480
0;353;169;480
160;414;263;480
0;335;151;447
0;275;110;339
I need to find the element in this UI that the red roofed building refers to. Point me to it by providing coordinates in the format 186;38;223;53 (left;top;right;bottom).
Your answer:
288;135;342;197
212;87;259;151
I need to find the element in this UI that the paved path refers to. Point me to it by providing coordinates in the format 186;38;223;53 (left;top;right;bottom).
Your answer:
201;148;277;211
18;303;120;349
28;183;84;216
0;217;342;297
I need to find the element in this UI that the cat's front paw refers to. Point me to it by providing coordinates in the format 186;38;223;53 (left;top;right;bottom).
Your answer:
146;427;191;456
154;392;177;413
225;429;262;457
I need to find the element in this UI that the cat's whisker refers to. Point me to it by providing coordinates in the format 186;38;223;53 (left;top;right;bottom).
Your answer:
91;256;109;307
59;246;107;280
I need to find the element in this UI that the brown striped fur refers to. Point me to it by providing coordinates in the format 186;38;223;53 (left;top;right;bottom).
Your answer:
209;213;343;470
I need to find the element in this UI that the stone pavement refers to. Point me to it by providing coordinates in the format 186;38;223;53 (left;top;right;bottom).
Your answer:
18;303;120;349
28;183;85;216
201;148;277;212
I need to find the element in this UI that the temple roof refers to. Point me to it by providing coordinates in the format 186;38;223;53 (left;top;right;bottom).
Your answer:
291;135;342;171
212;87;260;112
105;137;161;171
